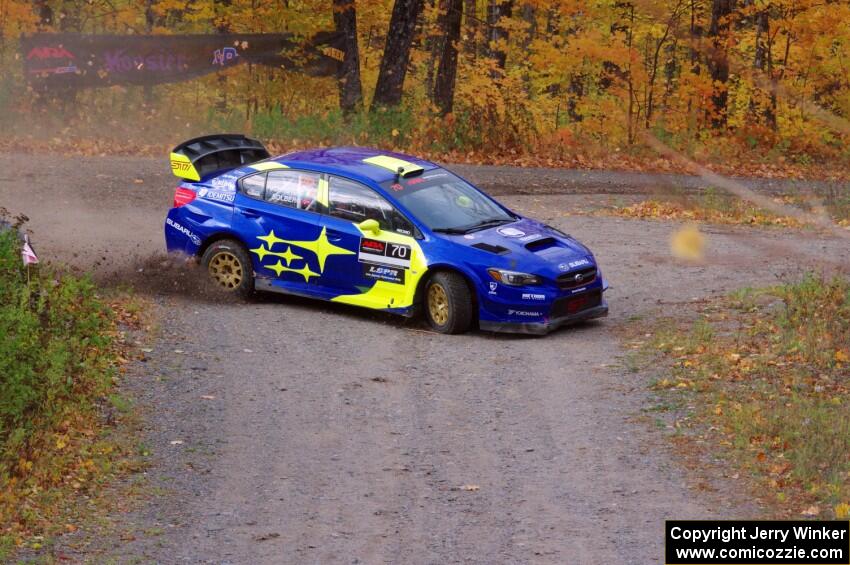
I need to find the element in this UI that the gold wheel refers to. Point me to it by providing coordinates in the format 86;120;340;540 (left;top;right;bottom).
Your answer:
428;283;450;326
208;251;244;290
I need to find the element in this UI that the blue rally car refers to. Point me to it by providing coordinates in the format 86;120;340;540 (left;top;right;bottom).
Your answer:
164;134;608;334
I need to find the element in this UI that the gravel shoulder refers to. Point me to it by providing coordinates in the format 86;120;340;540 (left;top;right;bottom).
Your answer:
2;154;848;564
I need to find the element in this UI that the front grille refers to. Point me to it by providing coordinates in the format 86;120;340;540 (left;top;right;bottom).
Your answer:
550;289;602;319
556;266;597;290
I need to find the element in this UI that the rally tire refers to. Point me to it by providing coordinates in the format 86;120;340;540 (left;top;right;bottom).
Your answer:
201;240;254;298
424;271;473;334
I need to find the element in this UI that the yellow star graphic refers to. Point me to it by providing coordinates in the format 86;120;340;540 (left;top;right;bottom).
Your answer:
251;244;303;266
266;260;288;277
278;246;302;266
279;227;354;273
257;230;288;249
293;263;320;282
250;244;271;260
265;260;320;282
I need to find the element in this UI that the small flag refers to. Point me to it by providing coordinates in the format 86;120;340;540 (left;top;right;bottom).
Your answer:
21;234;38;266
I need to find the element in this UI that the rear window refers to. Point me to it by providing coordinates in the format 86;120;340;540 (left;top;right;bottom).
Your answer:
241;173;266;199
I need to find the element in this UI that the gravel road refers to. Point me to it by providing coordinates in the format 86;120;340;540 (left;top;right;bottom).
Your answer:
2;154;848;564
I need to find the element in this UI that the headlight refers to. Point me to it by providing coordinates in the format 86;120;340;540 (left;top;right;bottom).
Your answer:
487;268;541;286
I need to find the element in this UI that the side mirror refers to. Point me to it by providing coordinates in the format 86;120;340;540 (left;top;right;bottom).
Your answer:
359;219;381;235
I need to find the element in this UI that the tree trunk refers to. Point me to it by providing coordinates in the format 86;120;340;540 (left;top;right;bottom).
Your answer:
706;0;736;127
486;0;514;77
750;7;776;129
425;0;442;100
372;0;425;109
333;0;363;114
463;0;478;56
433;0;463;114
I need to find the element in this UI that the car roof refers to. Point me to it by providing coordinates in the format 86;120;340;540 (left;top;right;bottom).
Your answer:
273;147;439;184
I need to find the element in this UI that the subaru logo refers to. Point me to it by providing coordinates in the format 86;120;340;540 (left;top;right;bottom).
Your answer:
574;273;584;283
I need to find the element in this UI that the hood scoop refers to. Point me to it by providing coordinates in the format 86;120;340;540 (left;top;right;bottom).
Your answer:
472;242;510;255
525;237;559;252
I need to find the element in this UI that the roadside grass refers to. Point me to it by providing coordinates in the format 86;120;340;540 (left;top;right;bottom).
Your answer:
598;189;850;228
0;225;149;558
631;275;850;518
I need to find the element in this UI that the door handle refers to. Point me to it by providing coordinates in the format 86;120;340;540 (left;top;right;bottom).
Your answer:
239;208;260;218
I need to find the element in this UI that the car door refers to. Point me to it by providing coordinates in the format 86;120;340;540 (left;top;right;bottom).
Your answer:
232;168;326;297
318;175;421;309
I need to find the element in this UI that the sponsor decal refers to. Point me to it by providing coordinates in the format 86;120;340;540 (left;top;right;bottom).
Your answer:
211;175;237;190
519;234;542;242
358;238;412;269
104;49;189;73
27;46;75;60
498;227;525;238
166;217;201;246
522;293;546;301
197;187;235;203
489;281;498;295
395;228;412;236
463;234;476;240
28;65;78;75
212;47;239;66
508;309;542;317
390;183;404;192
422;172;448;180
362;263;405;284
559;259;591;272
570;286;588;295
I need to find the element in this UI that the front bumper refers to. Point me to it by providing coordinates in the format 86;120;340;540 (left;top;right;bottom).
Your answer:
479;300;609;335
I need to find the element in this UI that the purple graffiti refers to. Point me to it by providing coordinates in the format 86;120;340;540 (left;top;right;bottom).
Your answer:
212;47;239;66
103;49;188;73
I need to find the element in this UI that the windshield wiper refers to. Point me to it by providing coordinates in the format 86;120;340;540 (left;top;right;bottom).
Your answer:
432;227;470;235
433;218;514;235
462;218;514;232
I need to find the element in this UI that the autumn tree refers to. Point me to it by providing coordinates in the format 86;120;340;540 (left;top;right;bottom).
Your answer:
486;0;513;77
332;0;363;114
707;0;736;127
372;0;424;109
433;0;463;114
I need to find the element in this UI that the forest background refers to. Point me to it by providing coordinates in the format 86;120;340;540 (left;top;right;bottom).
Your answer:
0;0;848;178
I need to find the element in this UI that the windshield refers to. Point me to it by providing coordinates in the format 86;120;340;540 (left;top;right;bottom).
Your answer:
381;170;515;233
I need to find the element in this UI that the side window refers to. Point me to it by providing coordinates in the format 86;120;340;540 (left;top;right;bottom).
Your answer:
328;176;414;235
265;170;320;212
241;172;266;199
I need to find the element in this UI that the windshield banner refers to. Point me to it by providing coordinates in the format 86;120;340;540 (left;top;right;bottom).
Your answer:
21;32;345;89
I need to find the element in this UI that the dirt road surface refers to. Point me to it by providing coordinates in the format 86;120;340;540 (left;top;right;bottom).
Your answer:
2;154;848;564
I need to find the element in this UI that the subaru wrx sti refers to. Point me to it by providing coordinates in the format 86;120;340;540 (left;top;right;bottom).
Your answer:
164;134;608;334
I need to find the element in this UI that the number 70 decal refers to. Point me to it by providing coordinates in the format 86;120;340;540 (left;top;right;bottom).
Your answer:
358;238;412;268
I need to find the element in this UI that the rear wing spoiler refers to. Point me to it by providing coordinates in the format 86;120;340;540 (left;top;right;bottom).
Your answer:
169;134;270;181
